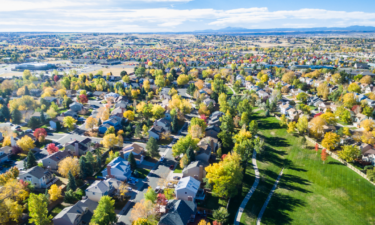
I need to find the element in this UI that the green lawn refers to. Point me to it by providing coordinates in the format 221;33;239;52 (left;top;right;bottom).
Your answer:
226;86;234;95
174;164;183;173
49;204;65;217
238;110;375;225
135;168;151;179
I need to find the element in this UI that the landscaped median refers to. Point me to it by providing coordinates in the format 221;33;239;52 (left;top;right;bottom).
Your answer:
237;110;375;225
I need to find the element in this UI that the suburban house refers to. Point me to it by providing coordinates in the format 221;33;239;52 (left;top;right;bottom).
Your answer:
164;110;173;121
208;111;224;127
148;125;166;140
105;92;120;100
0;146;10;163
99;116;122;134
30;89;42;97
69;102;83;112
182;161;206;182
62;110;78;119
196;137;218;163
85;178;122;202
159;200;197;225
258;90;270;101
203;98;216;107
175;176;205;202
18;166;57;189
205;125;221;138
122;143;145;165
40;150;73;170
64;138;92;156
279;103;293;114
102;157;132;181
362;149;375;165
155;118;171;132
53;198;98;225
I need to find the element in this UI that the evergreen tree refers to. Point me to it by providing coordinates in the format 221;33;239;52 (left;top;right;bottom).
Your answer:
96;155;102;171
217;148;222;158
186;147;195;162
66;171;77;191
85;152;95;176
146;137;159;157
28;117;40;129
98;118;102;126
56;121;61;132
24;86;30;95
26;150;37;169
0;105;11;122
134;124;141;138
128;152;137;170
11;108;22;124
79;157;88;179
40;111;46;124
171;115;178;133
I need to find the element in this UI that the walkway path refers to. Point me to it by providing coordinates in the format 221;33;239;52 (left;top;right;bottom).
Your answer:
226;84;236;95
256;168;284;225
234;150;260;225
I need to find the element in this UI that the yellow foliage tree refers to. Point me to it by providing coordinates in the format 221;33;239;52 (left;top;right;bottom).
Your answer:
103;134;118;149
309;116;326;138
320;112;337;125
123;110;135;121
130;199;154;222
46;107;58;119
317;82;329;99
58;157;80;178
343;93;357;108
85;116;98;130
3;136;11;146
321;132;340;150
63;116;77;130
195;80;204;90
16;136;35;152
0;199;24;224
48;184;62;201
176;74;189;86
360;119;375;132
287;121;296;133
152;105;165;120
281;72;295;84
348;82;361;93
360;75;372;84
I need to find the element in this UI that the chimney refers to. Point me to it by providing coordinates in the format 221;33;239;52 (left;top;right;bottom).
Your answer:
75;143;79;156
210;139;214;153
106;165;112;178
198;165;204;182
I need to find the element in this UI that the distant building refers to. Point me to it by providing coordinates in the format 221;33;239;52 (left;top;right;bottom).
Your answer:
15;63;56;71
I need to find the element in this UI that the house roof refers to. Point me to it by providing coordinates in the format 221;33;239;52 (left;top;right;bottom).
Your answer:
175;176;200;192
0;146;12;154
53;199;98;224
159;200;196;225
42;150;72;163
86;178;121;193
149;125;165;134
20;166;51;179
122;143;144;155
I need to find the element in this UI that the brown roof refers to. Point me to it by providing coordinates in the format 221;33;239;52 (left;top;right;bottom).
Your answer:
122;143;144;155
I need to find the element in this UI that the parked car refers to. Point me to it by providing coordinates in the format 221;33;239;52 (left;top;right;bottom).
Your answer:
14;125;21;129
169;165;174;170
173;176;181;180
25;129;33;133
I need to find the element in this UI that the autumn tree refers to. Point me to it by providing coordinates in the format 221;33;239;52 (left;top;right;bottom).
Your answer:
321;149;328;164
90;196;117;225
130;199;155;222
296;115;308;134
17;135;35;152
79;94;88;104
205;152;243;198
321;132;340;150
63;116;77;130
103;134;118;150
46;107;58;118
361;119;375;132
58;157;80;178
48;184;62;201
0;198;24;224
144;187;157;203
34;128;47;142
177;74;189;86
28;193;52;225
172;134;199;156
309;116;326;138
151;105;165;120
317;82;329;99
281;71;295;84
320;112;337;125
279;114;287;127
287;121;296;133
212;207;229;225
86;116;98;130
348;82;361;93
360;75;372;84
338;145;360;162
123;110;135;121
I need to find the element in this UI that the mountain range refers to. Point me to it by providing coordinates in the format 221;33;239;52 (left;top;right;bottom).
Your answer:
194;26;375;33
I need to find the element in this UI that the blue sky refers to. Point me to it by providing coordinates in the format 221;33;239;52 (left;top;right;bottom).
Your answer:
1;0;375;32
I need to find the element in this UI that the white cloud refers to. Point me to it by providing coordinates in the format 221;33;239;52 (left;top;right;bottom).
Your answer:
1;5;375;32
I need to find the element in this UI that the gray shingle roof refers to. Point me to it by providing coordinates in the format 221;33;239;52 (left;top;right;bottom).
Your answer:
159;200;196;225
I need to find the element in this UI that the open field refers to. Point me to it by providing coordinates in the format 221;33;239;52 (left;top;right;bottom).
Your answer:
238;110;375;225
90;67;134;76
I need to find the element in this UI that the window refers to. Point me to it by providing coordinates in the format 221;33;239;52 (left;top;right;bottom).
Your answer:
185;192;187;194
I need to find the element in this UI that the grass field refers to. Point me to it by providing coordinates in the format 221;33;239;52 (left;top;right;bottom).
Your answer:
237;110;375;225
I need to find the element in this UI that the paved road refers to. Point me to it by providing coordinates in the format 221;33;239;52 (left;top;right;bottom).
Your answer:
256;168;284;225
235;150;260;225
117;143;177;224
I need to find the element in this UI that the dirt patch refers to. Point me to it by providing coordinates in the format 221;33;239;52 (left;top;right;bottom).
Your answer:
90;67;134;76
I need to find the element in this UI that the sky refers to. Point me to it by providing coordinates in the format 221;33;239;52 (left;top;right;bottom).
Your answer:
1;0;375;32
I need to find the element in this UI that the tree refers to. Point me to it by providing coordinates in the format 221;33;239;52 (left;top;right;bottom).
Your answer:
321;112;337;125
47;143;59;154
309;116;326;138
128;152;137;170
152;105;165;120
130;199;154;222
338;145;360;162
79;94;88;104
79;157;88;179
103;134;118;149
186;147;195;162
28;117;40;129
205;152;243;198
86;116;98;130
317;82;329;99
248;120;258;136
123;110;135;121
287;121;296;133
58;157;80;178
63;116;77;130
180;154;189;169
66;171;77;191
296;115;308;134
11;145;22;155
361;119;375;132
0;105;11;122
343;93;357;108
367;168;375;182
177;74;189;86
144;187;157;203
146;137;159;157
362;106;373;117
321;149;328;164
296;92;308;103
46;107;58;118
321;132;340;150
11;108;22;124
25;151;37;169
90;196;117;225
348;82;361;93
28;193;52;225
34;128;47;142
279;114;287;127
48;184;62;201
105;126;116;135
0;199;24;224
133;218;153;225
118;182;129;201
360;75;372;84
212;207;229;225
172;134;199;157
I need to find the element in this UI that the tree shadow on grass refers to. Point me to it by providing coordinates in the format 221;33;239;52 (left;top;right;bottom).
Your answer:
327;161;346;166
257;134;290;148
260;192;306;225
